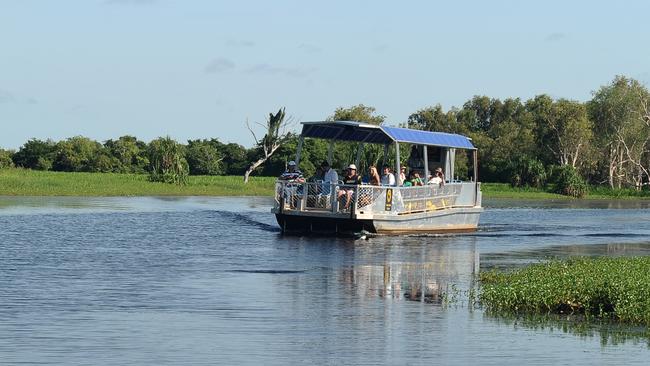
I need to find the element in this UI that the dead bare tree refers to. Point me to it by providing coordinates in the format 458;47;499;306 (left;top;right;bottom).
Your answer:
243;107;292;183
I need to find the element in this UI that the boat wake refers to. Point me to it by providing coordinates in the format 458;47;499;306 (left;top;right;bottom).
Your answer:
213;211;281;233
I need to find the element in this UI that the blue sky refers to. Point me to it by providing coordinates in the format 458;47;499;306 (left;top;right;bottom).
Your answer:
1;0;649;149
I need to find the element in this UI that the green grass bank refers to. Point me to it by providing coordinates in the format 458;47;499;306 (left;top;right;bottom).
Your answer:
0;169;276;196
479;257;650;325
1;168;650;198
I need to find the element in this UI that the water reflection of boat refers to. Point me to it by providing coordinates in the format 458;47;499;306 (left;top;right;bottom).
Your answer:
339;242;479;303
273;121;482;234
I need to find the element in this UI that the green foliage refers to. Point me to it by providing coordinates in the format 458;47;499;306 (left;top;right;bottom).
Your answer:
12;139;56;170
148;136;189;185
588;76;650;189
0;149;14;169
550;165;588;198
328;104;385;125
52;136;103;172
104;135;149;173
506;156;546;188
186;139;223;175
480;257;650;325
407;104;464;133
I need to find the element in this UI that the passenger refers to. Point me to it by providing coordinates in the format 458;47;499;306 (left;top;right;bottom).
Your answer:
368;165;381;185
411;171;424;186
338;164;362;209
279;161;304;183
278;161;304;208
381;165;396;186
309;165;324;182
399;166;407;185
428;167;444;187
321;161;338;192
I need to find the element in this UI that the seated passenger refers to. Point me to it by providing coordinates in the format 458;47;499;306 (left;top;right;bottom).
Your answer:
381;165;396;186
368;165;381;185
320;161;338;195
410;171;424;186
428;167;444;187
338;164;362;209
279;161;305;183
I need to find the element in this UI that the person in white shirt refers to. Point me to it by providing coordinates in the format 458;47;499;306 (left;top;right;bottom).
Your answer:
381;165;396;186
428;167;445;187
320;161;339;197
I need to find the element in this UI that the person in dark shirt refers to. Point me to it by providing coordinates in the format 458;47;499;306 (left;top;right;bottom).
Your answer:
279;161;304;208
338;163;362;209
279;161;304;183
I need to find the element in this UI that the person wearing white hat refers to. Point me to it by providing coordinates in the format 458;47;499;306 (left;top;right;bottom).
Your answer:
338;163;362;210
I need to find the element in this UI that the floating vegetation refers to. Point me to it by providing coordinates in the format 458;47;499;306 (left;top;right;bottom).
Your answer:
479;257;650;325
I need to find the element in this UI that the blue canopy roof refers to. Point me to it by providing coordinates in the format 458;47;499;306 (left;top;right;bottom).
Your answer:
300;121;475;150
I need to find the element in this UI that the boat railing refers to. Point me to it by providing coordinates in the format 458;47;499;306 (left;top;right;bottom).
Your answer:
275;180;478;216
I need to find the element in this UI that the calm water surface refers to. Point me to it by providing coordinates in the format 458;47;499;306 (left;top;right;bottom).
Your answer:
1;196;650;365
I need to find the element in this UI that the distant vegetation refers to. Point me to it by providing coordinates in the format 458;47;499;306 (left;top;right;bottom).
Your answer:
1;75;649;197
480;257;650;325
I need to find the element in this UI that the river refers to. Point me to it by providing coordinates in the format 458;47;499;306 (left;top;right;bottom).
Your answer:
1;196;649;365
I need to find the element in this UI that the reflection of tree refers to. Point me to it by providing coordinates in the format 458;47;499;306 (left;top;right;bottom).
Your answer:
485;313;650;346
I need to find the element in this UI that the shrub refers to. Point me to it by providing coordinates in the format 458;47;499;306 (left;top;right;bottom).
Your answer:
0;149;14;169
148;137;189;185
506;157;547;188
551;165;588;198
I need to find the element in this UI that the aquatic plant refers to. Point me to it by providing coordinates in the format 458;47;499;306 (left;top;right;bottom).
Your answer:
479;257;650;325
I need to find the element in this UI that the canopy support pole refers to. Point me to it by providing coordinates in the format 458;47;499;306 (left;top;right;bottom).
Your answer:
473;149;479;206
295;136;304;166
423;145;429;186
327;140;335;165
355;143;364;170
395;142;401;187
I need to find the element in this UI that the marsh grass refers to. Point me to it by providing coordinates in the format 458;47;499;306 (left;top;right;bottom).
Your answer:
2;168;650;198
479;257;650;325
480;183;566;199
0;168;276;196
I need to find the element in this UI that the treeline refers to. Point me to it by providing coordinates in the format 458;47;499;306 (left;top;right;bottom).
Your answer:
1;76;649;193
0;136;251;176
404;75;650;193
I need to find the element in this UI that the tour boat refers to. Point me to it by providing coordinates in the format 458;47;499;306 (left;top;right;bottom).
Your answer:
272;121;482;234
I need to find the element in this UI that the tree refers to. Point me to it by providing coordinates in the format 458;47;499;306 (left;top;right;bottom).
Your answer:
211;141;248;175
148;136;189;185
244;108;291;183
104;135;149;173
328;104;385;125
0;149;14;169
589;76;650;189
52;136;103;172
12;138;56;170
186;139;223;175
527;96;592;168
407;104;463;133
